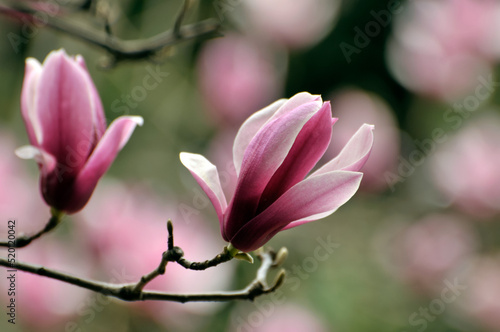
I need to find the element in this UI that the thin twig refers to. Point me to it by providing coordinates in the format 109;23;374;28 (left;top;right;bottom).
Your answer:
173;0;190;39
0;215;62;248
165;220;235;270
177;250;234;270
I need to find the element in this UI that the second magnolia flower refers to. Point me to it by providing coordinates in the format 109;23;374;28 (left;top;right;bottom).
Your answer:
17;49;143;214
181;92;374;252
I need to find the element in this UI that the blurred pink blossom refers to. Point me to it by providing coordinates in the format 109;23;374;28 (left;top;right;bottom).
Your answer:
462;257;500;332
326;89;399;192
432;114;500;218
197;34;281;126
77;181;233;330
0;129;49;234
0;236;90;331
383;214;476;294
387;0;500;100
241;0;340;49
231;304;330;332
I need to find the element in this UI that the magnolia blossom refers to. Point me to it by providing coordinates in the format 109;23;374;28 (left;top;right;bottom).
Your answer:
181;92;374;252
16;49;143;213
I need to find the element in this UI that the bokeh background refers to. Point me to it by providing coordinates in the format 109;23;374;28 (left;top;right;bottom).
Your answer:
1;0;500;331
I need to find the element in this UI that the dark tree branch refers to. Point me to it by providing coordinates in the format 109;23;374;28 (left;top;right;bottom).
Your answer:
0;219;286;302
0;1;221;64
0;213;63;248
0;247;286;303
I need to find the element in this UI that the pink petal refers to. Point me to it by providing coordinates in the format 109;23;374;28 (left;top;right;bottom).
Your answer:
67;116;143;213
179;152;227;228
35;50;97;168
75;55;107;138
314;123;374;175
233;92;322;175
229;170;363;252
20;58;43;145
224;101;325;238
233;98;286;175
257;102;334;212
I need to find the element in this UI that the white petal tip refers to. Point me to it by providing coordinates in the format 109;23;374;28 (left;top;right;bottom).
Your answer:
15;145;40;159
25;58;42;69
75;55;86;67
129;116;144;126
179;152;210;168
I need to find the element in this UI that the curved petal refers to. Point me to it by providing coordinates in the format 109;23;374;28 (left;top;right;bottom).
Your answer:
272;92;322;119
233;98;286;175
257;102;335;212
66;116;143;213
180;152;227;229
36;49;97;167
229;171;363;252
314;123;374;175
21;58;43;145
224;101;323;238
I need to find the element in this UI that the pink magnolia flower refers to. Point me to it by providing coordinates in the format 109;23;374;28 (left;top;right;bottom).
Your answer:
16;49;143;214
181;92;374;252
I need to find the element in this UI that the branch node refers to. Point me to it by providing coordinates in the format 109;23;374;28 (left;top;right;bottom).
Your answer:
165;247;184;262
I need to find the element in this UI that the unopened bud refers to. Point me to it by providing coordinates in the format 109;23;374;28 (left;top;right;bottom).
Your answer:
273;247;288;267
273;269;286;289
